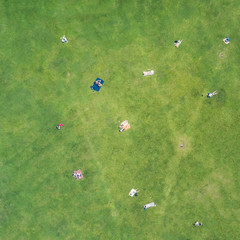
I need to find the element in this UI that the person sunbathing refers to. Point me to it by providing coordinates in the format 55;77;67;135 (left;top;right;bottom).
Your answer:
223;37;230;44
174;40;183;48
123;124;130;130
207;90;217;98
95;80;102;87
143;70;154;76
120;123;130;132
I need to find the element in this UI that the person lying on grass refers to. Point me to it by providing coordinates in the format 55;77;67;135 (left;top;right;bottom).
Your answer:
194;221;202;226
174;40;183;48
95;79;102;87
207;90;217;98
223;37;230;44
143;70;154;76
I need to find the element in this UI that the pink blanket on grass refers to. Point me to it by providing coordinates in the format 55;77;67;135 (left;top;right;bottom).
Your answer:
73;169;83;180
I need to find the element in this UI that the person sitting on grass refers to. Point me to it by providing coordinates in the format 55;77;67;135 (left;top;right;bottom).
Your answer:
95;79;102;87
61;35;68;43
223;37;230;44
56;123;63;130
194;221;202;227
207;90;217;98
174;40;183;48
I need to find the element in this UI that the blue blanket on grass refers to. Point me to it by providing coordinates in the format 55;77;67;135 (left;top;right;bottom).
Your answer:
91;78;104;92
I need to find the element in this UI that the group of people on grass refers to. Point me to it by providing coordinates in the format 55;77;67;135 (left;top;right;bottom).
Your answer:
73;172;82;180
56;34;228;227
174;37;230;47
61;35;230;47
59;34;226;102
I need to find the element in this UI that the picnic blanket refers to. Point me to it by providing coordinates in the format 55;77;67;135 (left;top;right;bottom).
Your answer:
143;70;154;76
91;78;104;92
73;169;83;180
119;120;131;132
129;189;137;197
144;202;156;210
224;37;230;44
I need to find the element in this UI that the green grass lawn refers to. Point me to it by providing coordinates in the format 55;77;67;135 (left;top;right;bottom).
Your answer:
0;0;239;239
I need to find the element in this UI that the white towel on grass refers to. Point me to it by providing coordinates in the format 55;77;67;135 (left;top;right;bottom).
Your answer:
144;202;156;209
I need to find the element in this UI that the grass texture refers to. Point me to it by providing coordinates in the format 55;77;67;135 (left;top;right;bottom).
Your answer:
0;0;239;239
